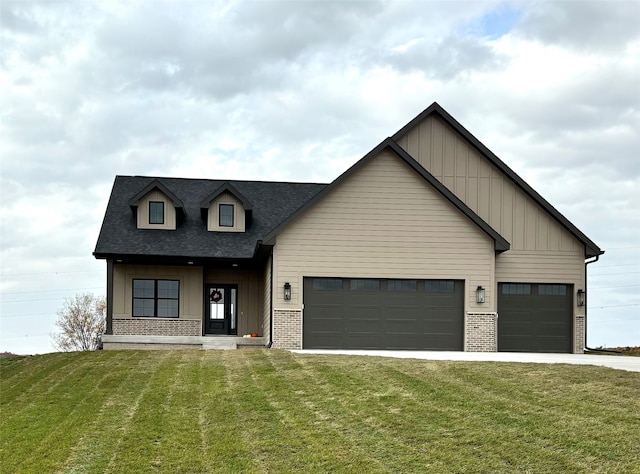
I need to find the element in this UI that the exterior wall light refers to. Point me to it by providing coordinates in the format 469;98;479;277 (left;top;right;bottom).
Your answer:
476;286;485;304
577;289;585;307
284;282;292;301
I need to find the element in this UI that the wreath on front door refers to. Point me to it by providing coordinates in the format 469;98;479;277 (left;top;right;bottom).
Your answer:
210;289;223;303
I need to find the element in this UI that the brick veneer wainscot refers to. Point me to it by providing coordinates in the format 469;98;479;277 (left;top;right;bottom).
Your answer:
272;309;302;349
112;319;201;337
465;312;497;352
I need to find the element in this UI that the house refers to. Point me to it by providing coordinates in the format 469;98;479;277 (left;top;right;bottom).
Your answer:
93;103;603;353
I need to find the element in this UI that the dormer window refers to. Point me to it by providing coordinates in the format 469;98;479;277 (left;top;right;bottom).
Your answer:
149;201;165;224
219;204;234;227
128;180;183;230
200;182;251;233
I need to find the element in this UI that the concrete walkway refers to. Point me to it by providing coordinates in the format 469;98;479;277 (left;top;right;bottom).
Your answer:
292;350;640;373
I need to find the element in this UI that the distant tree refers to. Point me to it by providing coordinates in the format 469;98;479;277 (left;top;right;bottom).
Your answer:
52;293;106;351
0;352;20;358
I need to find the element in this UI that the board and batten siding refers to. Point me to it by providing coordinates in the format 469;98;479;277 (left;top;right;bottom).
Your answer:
207;191;246;232
262;255;272;342
136;189;177;230
205;268;262;335
396;115;583;253
273;149;496;312
112;264;203;319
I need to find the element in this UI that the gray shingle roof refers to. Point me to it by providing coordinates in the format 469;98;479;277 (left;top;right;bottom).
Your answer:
93;176;326;260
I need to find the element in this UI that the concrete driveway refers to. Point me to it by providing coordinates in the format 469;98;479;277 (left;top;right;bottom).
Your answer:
292;350;640;373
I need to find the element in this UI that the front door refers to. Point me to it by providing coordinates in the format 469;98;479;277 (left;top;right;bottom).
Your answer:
205;284;238;335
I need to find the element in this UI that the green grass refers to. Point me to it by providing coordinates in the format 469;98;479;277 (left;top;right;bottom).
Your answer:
1;350;639;473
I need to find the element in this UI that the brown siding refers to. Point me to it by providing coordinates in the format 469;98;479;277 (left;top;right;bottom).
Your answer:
207;192;246;232
262;255;272;342
136;189;177;229
205;268;262;336
112;264;203;319
273;150;496;314
396;115;586;351
397;115;583;253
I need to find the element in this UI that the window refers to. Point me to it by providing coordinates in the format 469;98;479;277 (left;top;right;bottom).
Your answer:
425;280;455;293
312;278;343;290
133;279;179;317
538;284;567;296
387;280;417;292
350;279;380;291
149;201;164;224
219;204;234;227
502;284;531;295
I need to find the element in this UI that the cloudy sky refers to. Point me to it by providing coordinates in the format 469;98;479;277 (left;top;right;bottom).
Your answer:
1;0;638;354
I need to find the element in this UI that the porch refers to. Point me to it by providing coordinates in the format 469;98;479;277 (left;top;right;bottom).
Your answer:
102;334;267;350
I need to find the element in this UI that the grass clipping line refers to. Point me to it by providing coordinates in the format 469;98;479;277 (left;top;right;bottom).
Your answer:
0;349;639;474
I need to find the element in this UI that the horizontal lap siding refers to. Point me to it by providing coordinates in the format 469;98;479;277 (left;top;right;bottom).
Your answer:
496;250;584;283
274;150;495;312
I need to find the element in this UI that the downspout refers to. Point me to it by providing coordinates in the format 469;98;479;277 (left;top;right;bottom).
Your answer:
267;248;274;348
583;255;620;353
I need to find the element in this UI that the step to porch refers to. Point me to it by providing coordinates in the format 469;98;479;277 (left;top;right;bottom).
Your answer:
101;335;267;350
202;339;237;350
202;336;266;350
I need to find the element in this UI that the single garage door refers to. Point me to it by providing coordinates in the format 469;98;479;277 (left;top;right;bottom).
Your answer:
498;283;573;353
303;278;464;350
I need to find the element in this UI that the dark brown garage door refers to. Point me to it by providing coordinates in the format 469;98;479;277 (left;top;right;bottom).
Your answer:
303;278;464;350
498;283;573;353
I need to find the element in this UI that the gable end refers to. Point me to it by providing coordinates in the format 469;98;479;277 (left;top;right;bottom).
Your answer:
264;138;509;252
392;102;603;258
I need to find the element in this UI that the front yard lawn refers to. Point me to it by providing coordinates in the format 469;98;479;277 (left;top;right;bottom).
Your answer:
1;349;638;473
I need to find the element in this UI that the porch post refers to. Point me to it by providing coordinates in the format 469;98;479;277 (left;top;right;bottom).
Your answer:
106;259;113;335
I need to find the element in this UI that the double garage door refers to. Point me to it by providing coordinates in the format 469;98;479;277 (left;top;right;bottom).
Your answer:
303;278;573;353
303;277;464;350
498;283;573;353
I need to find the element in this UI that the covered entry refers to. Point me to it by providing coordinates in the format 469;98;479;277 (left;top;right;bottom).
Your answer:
205;284;238;335
498;283;573;353
303;278;464;350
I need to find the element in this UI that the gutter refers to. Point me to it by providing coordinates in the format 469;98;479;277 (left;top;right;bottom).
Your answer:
583;254;620;353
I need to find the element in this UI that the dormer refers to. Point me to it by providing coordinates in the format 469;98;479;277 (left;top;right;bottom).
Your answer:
128;180;184;230
200;182;252;232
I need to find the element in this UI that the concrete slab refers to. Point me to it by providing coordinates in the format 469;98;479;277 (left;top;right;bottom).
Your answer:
292;350;640;373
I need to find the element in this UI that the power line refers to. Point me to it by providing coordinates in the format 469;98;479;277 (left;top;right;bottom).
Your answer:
0;287;103;296
2;296;78;303
0;270;103;277
589;303;639;309
590;319;639;324
593;263;640;269
0;313;57;319
589;271;640;277
590;284;640;290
